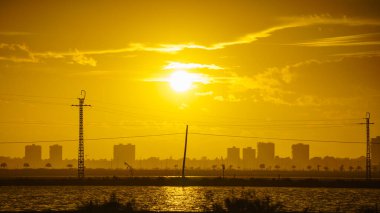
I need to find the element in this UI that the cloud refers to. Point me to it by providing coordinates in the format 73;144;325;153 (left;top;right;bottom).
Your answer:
0;43;37;63
71;50;97;67
131;15;380;53
87;16;379;54
23;15;380;61
215;55;380;107
2;15;379;66
195;91;214;96
296;33;380;47
214;95;241;102
0;43;97;66
333;50;380;58
69;70;111;76
137;15;380;53
281;14;380;27
163;62;223;70
144;72;210;85
210;59;343;106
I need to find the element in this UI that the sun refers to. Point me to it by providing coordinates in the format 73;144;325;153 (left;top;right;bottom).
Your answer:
168;70;194;92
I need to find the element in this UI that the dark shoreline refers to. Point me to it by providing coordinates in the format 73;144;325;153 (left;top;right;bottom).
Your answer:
1;177;380;188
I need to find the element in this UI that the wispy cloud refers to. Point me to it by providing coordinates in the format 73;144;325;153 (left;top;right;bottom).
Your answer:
134;15;380;53
0;32;32;36
296;33;380;47
145;62;213;89
195;91;214;96
71;50;97;67
71;16;380;54
0;43;37;63
144;73;210;85
69;70;112;76
0;43;97;66
333;50;380;58
214;95;241;102
280;14;380;27
163;62;223;70
210;59;341;105
2;15;380;66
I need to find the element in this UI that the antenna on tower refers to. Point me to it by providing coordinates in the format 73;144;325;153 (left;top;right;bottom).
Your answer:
72;90;91;179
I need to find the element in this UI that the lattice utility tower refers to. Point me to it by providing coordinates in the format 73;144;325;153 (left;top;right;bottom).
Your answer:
360;112;374;180
72;90;91;178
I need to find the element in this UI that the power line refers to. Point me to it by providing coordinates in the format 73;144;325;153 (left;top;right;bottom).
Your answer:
0;93;75;100
188;123;361;127
0;132;365;145
0;133;183;144
92;107;363;127
0;120;361;128
88;98;363;123
0;97;71;106
190;132;364;144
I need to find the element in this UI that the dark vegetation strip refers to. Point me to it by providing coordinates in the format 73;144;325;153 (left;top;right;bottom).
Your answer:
0;177;380;188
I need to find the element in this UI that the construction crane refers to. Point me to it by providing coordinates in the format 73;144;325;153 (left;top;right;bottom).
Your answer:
124;161;134;177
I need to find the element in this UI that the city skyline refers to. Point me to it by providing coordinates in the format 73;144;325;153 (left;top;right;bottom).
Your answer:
0;141;376;172
2;138;379;168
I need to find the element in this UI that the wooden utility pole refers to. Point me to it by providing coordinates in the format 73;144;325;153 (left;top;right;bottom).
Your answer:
182;125;188;179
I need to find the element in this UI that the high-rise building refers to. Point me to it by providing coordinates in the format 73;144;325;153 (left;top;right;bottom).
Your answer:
49;144;62;167
227;146;240;167
113;144;136;168
257;142;275;166
371;136;380;166
292;143;310;169
24;144;42;167
242;147;256;169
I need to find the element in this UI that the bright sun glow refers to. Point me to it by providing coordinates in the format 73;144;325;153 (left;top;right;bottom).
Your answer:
168;70;194;92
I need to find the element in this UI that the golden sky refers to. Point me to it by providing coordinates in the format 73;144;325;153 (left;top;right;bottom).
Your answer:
0;0;380;160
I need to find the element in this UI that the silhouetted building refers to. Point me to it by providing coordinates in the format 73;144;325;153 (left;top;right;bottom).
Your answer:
49;144;62;167
113;144;135;168
24;144;42;167
242;147;256;169
372;136;380;166
143;157;161;169
227;146;240;168
257;142;274;166
292;143;309;169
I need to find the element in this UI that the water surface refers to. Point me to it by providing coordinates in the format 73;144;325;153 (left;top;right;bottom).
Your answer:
0;186;379;212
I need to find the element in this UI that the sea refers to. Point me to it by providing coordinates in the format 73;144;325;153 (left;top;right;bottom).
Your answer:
0;186;379;212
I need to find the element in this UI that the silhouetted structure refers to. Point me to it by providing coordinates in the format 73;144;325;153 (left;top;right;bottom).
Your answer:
292;143;309;169
242;147;256;169
227;146;240;168
71;90;91;178
49;144;62;167
182;125;189;178
372;136;380;167
24;144;42;168
257;142;274;167
360;112;374;180
113;144;135;168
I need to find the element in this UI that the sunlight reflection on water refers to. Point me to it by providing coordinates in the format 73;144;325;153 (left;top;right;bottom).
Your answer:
0;186;379;212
